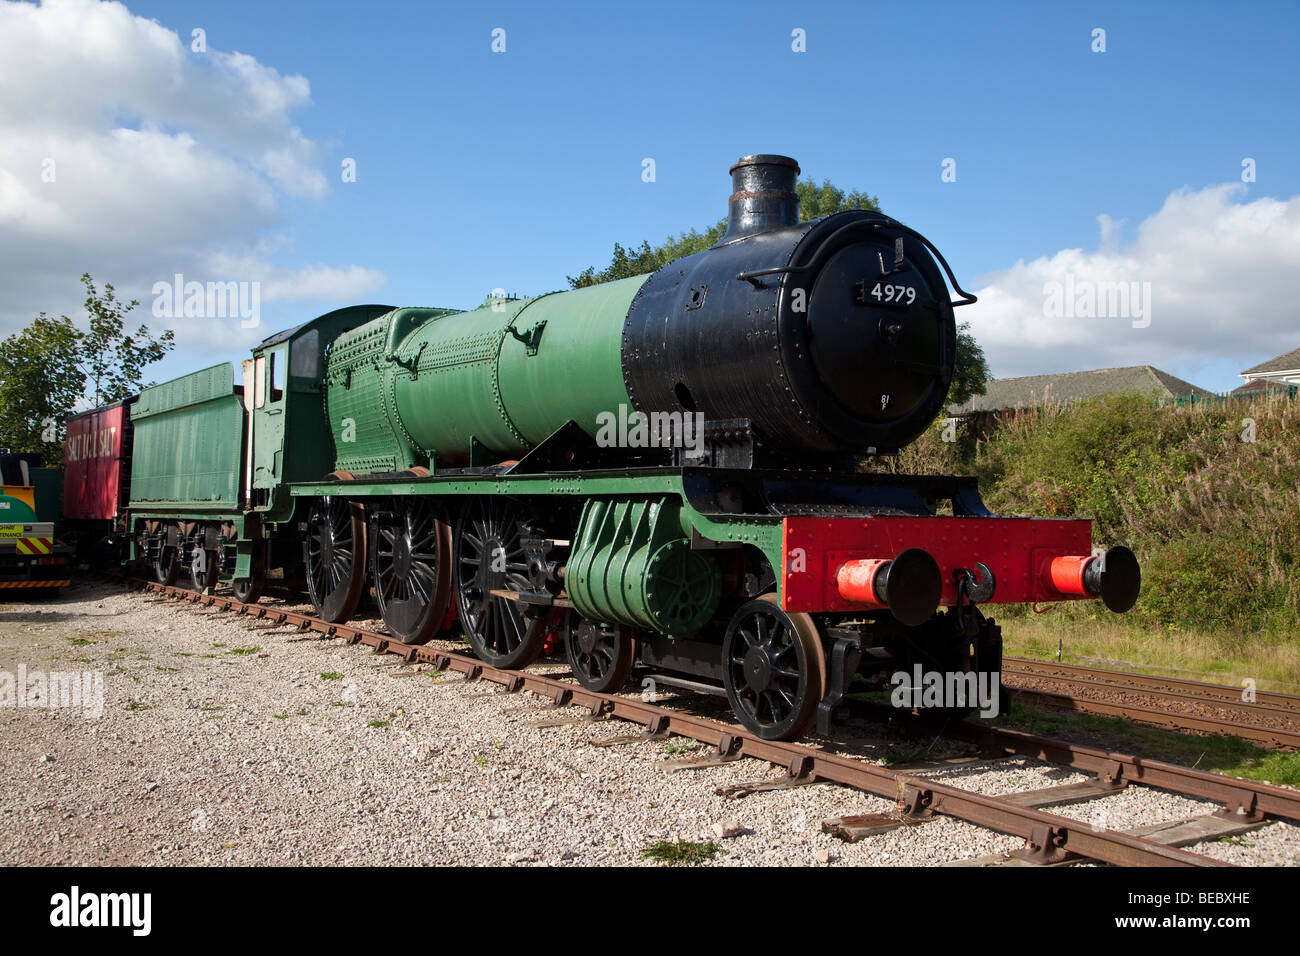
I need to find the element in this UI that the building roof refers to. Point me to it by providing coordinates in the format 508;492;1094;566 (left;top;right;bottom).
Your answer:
1232;378;1298;397
1241;347;1300;376
952;365;1214;414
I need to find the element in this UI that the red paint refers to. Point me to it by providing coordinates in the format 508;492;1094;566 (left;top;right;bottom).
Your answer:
781;514;1096;613
62;403;129;521
835;558;889;608
1048;555;1095;596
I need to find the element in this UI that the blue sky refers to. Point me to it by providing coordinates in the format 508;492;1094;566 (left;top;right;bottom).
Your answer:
2;0;1298;393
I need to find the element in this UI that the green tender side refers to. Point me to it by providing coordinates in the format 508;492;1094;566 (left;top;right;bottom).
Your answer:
129;363;244;508
324;277;647;471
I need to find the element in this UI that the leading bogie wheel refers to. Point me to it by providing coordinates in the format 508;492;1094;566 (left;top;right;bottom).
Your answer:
372;497;452;644
565;618;636;693
721;593;826;740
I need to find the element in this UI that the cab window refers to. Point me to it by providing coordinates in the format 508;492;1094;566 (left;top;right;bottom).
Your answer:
268;348;286;403
253;355;266;408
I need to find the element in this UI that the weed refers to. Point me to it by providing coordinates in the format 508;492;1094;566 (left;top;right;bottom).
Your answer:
1218;835;1256;848
641;840;722;866
880;743;936;765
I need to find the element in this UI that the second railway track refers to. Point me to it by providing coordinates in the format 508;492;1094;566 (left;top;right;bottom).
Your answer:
1003;656;1300;751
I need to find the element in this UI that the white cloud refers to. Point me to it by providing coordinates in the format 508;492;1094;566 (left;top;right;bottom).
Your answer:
964;184;1300;384
261;265;387;303
0;0;383;351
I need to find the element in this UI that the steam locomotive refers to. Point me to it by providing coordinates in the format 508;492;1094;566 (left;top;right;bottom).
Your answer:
65;155;1141;740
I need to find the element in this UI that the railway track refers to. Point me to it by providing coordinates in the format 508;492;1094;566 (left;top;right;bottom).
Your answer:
129;578;1300;867
1003;656;1300;751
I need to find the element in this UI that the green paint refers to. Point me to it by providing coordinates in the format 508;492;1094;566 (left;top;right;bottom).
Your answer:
129;363;244;507
323;278;646;471
325;307;460;473
285;469;784;605
567;496;720;637
255;305;396;518
0;493;38;523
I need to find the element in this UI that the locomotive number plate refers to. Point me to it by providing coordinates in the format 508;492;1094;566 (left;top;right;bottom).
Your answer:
866;282;916;307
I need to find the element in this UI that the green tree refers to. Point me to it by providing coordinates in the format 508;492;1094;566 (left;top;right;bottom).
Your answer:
0;274;176;464
568;176;880;289
0;314;85;462
948;322;990;409
76;274;174;408
794;178;880;220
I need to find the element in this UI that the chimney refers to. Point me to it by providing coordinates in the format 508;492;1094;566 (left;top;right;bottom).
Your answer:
721;154;801;242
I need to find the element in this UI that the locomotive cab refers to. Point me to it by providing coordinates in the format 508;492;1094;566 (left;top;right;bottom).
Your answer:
243;305;397;517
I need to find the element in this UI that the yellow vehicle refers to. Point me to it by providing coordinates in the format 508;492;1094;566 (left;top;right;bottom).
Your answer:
0;452;72;592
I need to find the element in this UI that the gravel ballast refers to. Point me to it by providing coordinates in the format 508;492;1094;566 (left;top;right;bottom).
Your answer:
2;581;1298;867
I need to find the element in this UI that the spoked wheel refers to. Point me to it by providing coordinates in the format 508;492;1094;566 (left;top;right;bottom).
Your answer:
155;546;180;585
191;545;220;592
721;594;826;741
565;618;636;693
155;524;181;586
373;497;452;644
305;495;367;623
232;541;266;604
454;497;545;669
